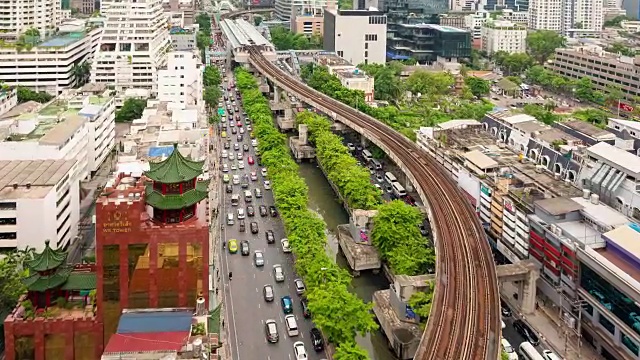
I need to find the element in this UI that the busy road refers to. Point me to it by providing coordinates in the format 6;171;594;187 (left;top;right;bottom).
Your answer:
217;72;328;360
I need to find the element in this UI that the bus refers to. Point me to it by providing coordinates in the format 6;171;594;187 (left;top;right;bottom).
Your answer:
362;149;373;162
391;182;406;197
519;342;544;360
384;172;397;184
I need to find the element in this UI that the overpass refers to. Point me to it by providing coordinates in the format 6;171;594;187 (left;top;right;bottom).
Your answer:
218;18;276;63
223;9;501;360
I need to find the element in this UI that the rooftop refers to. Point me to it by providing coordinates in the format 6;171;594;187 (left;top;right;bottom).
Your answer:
0;160;76;200
587;142;640;176
402;23;468;32
596;224;640;282
535;197;583;216
560;120;614;140
220;18;272;49
39;32;86;47
315;53;353;67
117;309;194;333
334;68;370;79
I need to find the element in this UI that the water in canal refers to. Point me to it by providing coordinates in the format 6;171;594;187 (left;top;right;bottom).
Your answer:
298;161;397;360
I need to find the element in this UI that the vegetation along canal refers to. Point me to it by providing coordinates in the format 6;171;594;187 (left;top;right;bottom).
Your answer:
298;161;397;360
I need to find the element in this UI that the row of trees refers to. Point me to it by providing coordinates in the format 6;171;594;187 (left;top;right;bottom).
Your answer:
371;201;435;276
234;68;376;360
270;26;322;51
203;65;222;121
195;13;212;59
0;248;33;316
296;111;381;210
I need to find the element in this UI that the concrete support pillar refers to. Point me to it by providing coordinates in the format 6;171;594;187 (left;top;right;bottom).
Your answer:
403;173;414;192
299;124;308;145
284;107;292;120
521;272;539;314
274;86;280;103
360;134;368;148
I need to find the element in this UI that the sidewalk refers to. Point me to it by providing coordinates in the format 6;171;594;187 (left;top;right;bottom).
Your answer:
501;282;601;360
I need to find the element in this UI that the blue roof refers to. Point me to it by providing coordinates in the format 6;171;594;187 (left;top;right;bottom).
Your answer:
117;310;193;334
148;146;175;158
39;34;83;47
386;51;411;60
79;104;102;117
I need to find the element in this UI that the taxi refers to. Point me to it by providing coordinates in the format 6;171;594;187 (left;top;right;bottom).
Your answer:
250;131;255;139
223;174;230;183
228;239;238;254
221;131;227;138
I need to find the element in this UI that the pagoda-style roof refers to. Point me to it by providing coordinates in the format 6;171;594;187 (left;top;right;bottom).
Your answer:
24;240;67;272
145;144;205;184
145;180;210;210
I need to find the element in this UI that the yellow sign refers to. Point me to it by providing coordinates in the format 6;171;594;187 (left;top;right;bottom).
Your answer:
103;211;132;233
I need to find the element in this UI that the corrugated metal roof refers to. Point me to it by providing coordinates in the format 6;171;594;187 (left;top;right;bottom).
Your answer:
117;310;193;333
103;331;189;354
220;19;272;49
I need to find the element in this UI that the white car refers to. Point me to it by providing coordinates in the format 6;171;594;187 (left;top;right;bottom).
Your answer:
375;174;384;183
221;150;228;158
263;180;271;190
222;164;229;173
250;171;258;181
500;338;518;360
346;143;355;151
231;163;237;171
281;238;291;253
236;153;243;160
293;341;308;360
273;264;285;282
261;168;267;177
542;350;561;360
252;139;258;147
239;127;245;134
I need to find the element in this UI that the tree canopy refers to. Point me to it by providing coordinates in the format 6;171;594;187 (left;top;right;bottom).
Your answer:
604;15;633;28
204;66;222;88
0;250;31;315
235;68;376;355
526;30;566;63
334;341;369;360
17;87;53;104
405;70;454;96
408;285;434;328
371;201;435;275
115;98;147;122
464;76;491;98
270;26;322;50
493;51;535;75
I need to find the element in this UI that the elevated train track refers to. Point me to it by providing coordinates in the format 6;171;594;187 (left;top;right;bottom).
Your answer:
221;9;501;360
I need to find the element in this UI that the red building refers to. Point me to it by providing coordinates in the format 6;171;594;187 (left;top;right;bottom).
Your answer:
96;144;210;347
4;242;102;360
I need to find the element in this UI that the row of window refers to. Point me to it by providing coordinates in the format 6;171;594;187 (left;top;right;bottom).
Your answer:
364;34;378;42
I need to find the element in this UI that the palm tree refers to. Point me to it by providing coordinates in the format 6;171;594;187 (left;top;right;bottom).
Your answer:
72;61;91;87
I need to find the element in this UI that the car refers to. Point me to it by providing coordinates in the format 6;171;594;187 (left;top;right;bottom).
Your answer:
250;131;255;139
310;328;324;351
403;195;416;206
269;206;278;217
254;250;264;266
294;278;305;294
222;164;229;173
221;150;228;159
281;238;291;253
225;184;233;193
252;139;258;147
273;264;285;282
241;180;249;189
513;320;540;346
234;143;240;151
261;168;267;177
385;185;393;193
247;205;255;217
236;153;243;160
243;144;249;152
259;205;268;217
265;319;279;343
223;142;230;149
281;296;293;314
230;163;237;171
266;230;275;243
500;338;517;360
247;124;252;131
542;350;561;360
248;156;255;165
231;127;237;134
346;143;356;151
301;298;311;318
239;127;245;134
238;161;245;169
221;131;227;138
374;184;382;192
239;219;246;232
223;174;230;183
293;341;308;360
263;180;271;190
254;188;262;198
250;171;258;181
250;221;259;234
375;174;384;182
263;284;275;301
228;239;238;254
419;224;429;237
237;135;243;142
240;240;250;255
501;300;512;317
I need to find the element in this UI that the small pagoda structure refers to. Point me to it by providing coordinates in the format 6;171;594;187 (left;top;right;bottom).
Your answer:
145;143;210;223
22;240;96;308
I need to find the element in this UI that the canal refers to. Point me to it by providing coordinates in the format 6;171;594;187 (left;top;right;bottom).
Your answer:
298;161;397;360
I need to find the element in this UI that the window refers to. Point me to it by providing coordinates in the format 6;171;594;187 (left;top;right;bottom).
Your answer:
0;232;16;240
599;314;615;334
365;34;378;41
337;51;344;57
0;202;16;210
0;218;16;225
365;51;368;58
622;333;640;356
364;43;368;49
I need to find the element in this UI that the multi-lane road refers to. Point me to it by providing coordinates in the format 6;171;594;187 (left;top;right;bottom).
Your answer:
216;73;328;360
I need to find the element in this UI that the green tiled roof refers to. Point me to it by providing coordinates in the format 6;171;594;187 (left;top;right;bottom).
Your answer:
25;240;67;272
22;267;72;292
145;144;205;183
145;180;210;210
61;272;96;291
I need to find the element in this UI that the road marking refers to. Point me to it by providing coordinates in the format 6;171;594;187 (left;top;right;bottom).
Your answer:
288;353;292;360
258;303;260;309
280;315;283;323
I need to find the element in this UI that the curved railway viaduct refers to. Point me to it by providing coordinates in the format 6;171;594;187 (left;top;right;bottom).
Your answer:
219;9;502;359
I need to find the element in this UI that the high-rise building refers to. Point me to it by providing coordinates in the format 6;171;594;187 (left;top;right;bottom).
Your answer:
529;0;603;36
0;0;62;41
387;24;471;64
158;51;203;107
528;0;562;31
323;9;387;65
481;0;528;11
382;0;448;39
481;20;527;55
274;0;336;23
91;0;172;95
96;145;210;345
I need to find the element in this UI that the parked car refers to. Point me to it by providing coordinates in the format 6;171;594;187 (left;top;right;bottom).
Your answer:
281;238;291;253
501;300;512;317
294;278;305;294
269;206;278;217
301;298;311;318
273;264;284;282
513;320;540;346
310;328;324;351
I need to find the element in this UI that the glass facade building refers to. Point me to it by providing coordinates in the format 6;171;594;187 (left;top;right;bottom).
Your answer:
383;0;447;40
482;0;528;11
387;23;471;63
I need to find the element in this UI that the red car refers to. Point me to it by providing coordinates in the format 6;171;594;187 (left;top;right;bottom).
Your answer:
403;195;416;206
237;121;243;127
247;156;255;165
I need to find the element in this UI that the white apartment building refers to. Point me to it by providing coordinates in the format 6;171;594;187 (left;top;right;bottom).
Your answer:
158;51;203;108
0;26;102;94
0;160;80;251
274;0;337;22
499;9;529;24
0;0;62;41
529;0;603;36
529;0;562;31
334;68;375;102
91;0;172;95
465;11;491;40
323;9;387;65
481;20;527;55
0;89;17;117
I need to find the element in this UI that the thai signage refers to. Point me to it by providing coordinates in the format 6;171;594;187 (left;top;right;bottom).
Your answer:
103;211;132;233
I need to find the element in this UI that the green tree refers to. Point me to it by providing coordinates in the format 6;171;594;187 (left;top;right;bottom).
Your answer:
71;61;91;87
501;350;510;360
203;86;222;111
16;87;53;104
270;26;322;50
195;13;212;36
196;31;211;50
605;84;625;105
523;104;559;125
494;52;535;75
115;98;147;122
371;201;435;275
605;42;636;56
526;30;566;63
406;71;454;96
464;76;491;97
573;108;609;127
0;253;28;314
408;285;434;328
254;15;263;26
203;66;222;87
333;342;369;360
604;15;633;28
24;27;40;37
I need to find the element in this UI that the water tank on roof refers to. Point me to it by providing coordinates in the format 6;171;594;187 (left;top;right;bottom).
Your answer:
121;177;135;186
590;194;599;205
192;338;203;354
582;189;590;199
